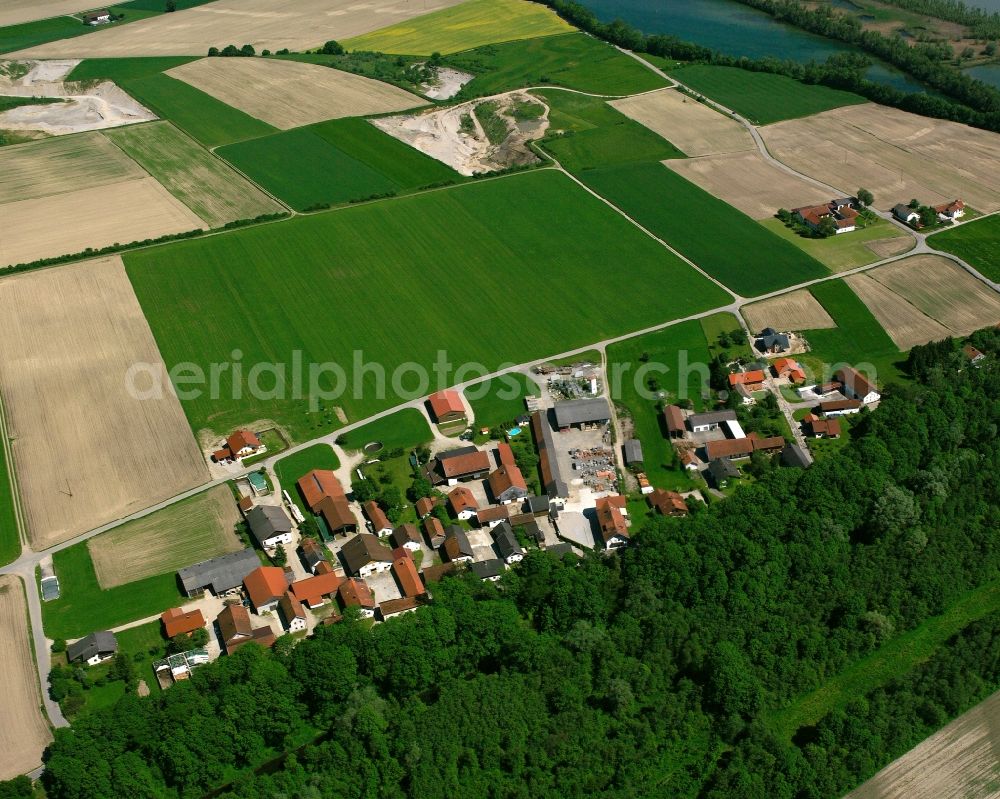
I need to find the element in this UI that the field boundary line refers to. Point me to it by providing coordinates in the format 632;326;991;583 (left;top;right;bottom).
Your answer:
0;389;27;559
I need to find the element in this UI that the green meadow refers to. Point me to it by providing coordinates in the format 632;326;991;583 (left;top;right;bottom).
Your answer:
464;373;540;429
929;215;1000;282
125;170;730;442
581;162;830;296
67;56;197;82
338;409;432;452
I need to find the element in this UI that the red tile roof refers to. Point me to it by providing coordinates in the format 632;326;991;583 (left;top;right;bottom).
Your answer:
476;505;510;524
392;552;425;598
596;503;628;544
363;500;391;531
728;370;766;387
297;469;344;512
161;607;206;638
415;497;435;518
337;578;375;610
488;465;527;497
495;442;516;467
647;488;688;516
316;495;356;532
279;591;306;621
705;437;755;460
440;449;491;478
244;566;288;609
227;429;261;453
427;390;465;419
423;516;445;540
663;404;685;434
291;571;344;607
380;596;422;618
595;494;627;511
449;486;478;513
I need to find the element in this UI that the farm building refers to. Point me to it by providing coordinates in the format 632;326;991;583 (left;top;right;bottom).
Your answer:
341;533;394;578
217;604;275;654
471;558;505;581
546;542;575;558
803;414;841;439
379;596;422;621
415;496;436;518
363;501;392;536
392;548;425;598
299;537;328;573
595;502;629;550
553;398;611;430
678;449;700;471
84;9;112;24
772;358;806;382
421;561;457;585
390;523;422;551
448;486;479;520
708;458;739;488
492;522;524;564
756;327;790;354
67;631;117;665
246;505;293;549
893;204;920;225
429;446;491;485
316;494;358;536
488;465;528;505
441;526;474;563
728;370;765;391
835;367;880;404
792;198;859;234
663;405;686;438
495;442;517;468
160;607;206;639
426;390;466;423
819;399;863;417
297;469;345;512
935;199;965;221
622;439;643;465
243;566;289;613
291;570;343;609
688;409;737;433
337;579;376;618
526;494;550;516
530;410;570;500
177;548;261;597
647;488;688;517
476;504;510;528
278;592;307;633
423;516;446;547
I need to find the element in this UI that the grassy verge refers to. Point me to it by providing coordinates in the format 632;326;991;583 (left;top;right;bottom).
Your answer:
0;409;21;566
760;217;913;272
464;373;539;430
701;312;753;361
769;578;1000;742
928;214;1000;283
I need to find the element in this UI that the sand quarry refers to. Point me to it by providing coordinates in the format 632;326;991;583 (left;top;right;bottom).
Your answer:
422;66;474;100
610;87;754;157
0;59;155;136
0;256;209;549
761;103;1000;214
0;575;52;780
373;91;549;176
9;0;467;58
167;56;424;129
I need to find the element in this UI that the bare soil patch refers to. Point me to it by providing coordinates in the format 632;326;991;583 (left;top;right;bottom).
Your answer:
89;485;242;588
0;176;205;267
422;66;474;100
742;289;837;332
167;57;424;129
868;254;1000;335
846;689;1000;799
609;88;754;157
760;103;1000;214
664;150;831;220
0;257;208;548
373;90;548;175
9;0;467;58
0;575;52;780
844;273;952;350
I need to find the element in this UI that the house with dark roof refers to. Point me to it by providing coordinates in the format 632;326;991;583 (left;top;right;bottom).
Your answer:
161;607;206;639
553;398;611;430
217;604;275;654
525;494;550;516
688;409;737;432
546;542;575;558
246;505;293;549
423;516;446;547
471;558;505;581
647;488;688;517
337;579;376;618
622;439;643;466
244;566;288;613
441;526;474;563
68;631;117;665
756;327;790;354
708;458;739;488
429;446;491;485
488;465;528;505
341;533;394;578
363;500;392;537
278;592;307;633
426;390;466;423
893;204;920;225
390;523;422;551
782;443;811;469
177;549;261;597
448;485;479;520
530;411;569;500
492;522;524;564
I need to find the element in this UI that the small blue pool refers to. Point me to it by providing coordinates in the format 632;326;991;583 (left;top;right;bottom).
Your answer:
508;427;522;437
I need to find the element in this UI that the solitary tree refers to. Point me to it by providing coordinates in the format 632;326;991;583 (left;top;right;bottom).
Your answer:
321;40;344;55
857;187;874;207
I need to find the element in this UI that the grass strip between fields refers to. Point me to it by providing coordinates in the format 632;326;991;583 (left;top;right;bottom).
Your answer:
0;400;21;566
769;578;1000;742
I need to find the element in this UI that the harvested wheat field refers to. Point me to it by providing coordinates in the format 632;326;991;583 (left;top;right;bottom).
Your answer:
0;257;208;549
0;176;205;267
742;289;837;333
166;57;424;129
866;236;916;259
0;0;87;27
0;576;52;779
9;0;466;58
844;273;952;350
868;255;1000;334
664;150;831;219
760;104;1000;213
89;485;241;589
846;689;1000;799
104;121;283;226
609;88;754;157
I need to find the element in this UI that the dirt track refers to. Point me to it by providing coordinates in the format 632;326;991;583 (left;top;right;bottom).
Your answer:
0;575;52;779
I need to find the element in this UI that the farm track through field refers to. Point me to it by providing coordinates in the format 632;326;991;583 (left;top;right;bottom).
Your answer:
1;46;999;758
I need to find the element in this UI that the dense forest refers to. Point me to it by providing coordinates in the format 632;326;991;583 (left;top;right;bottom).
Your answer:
7;326;996;798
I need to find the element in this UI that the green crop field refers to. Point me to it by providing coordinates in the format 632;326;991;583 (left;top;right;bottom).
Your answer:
464;373;539;429
339;409;432;452
607;320;714;490
0;433;20;567
581;162;830;296
42;542;183;640
669;65;866;125
538;90;684;172
67;56;196;82
125;170;730;442
342;0;573;55
116;73;275;148
275;444;341;517
929;215;1000;282
104;121;284;226
0;95;60;113
0;8;156;54
760;217;913;272
446;32;668;98
218;118;459;211
701;311;753;361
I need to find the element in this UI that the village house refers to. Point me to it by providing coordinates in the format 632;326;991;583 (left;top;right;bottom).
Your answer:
441;526;475;563
663;405;686;439
488;464;529;505
553;397;611;430
492;522;524;564
647;488;688;517
819;398;863;417
934;199;964;221
415;496;436;519
963;343;986;366
729;370;766;392
476;504;510;528
688;409;737;433
341;533;394;579
835;367;880;404
392;547;425;598
337;579;376;618
246;505;293;549
217;604;275;654
448;486;479;520
363;500;392;537
229;429;262;458
244;566;289;613
803;414;841;439
428;446;492;486
756;327;790;354
299;537;327;573
772;358;806;383
426;389;466;423
378;596;422;621
390;523;422;551
297;469;345;512
893;204;920;226
177;549;261;598
792;198;860;234
423;516;446;547
595;501;629;550
525;494;550;517
84;9;112;24
471;558;506;582
278;591;307;633
160;607;205;639
495;442;517;468
67;631;117;665
678;448;700;471
291;569;343;609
